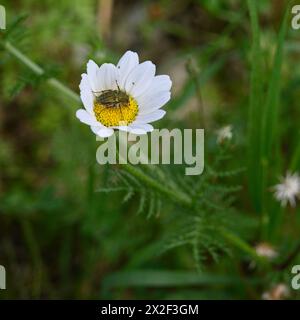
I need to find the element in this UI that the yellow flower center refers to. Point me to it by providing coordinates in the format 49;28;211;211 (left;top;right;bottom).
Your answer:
93;92;138;127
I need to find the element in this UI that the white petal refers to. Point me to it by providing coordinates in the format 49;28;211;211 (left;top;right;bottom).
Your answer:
76;109;99;126
116;125;145;135
97;63;119;91
136;75;172;98
117;51;139;89
79;73;90;92
114;125;130;132
125;61;156;97
130;128;147;135
91;125;102;134
138;91;171;115
136;110;166;123
129;123;154;133
114;124;151;135
87;60;101;92
79;74;94;113
111;123;153;135
91;126;114;137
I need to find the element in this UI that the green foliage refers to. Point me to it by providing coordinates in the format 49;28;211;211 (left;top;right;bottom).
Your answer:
98;143;250;271
1;0;300;300
246;1;292;239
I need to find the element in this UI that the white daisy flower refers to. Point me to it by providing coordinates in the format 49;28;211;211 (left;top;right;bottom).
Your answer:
273;172;300;207
76;51;172;137
255;243;278;260
216;125;232;144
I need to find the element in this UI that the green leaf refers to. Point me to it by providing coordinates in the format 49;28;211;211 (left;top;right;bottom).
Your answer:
102;270;253;289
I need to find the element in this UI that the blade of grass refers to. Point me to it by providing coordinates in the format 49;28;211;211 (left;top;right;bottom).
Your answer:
246;0;264;213
261;4;290;160
102;270;261;289
291;131;300;170
261;3;291;238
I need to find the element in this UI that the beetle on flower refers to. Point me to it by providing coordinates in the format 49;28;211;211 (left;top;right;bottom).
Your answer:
76;51;172;137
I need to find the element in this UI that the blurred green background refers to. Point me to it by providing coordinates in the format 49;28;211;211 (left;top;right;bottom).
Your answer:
1;0;300;299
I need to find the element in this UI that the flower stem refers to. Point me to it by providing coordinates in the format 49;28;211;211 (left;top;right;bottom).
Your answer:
121;162;193;208
220;229;268;266
4;41;80;103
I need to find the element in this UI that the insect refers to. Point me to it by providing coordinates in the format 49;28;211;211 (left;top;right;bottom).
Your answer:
94;89;129;108
93;82;129;121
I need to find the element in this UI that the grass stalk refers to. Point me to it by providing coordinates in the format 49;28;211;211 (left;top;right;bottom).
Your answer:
260;3;290;238
246;0;264;214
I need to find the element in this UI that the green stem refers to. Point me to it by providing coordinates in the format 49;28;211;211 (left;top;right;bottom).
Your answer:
121;162;193;208
4;41;80;103
220;229;268;266
4;41;264;265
